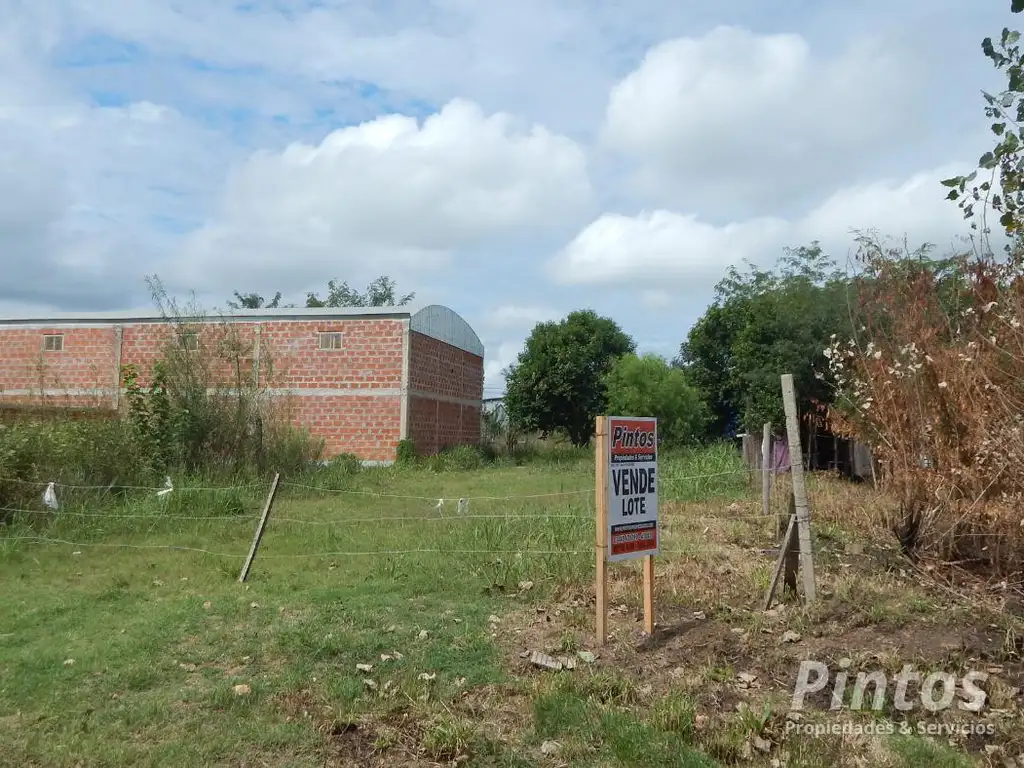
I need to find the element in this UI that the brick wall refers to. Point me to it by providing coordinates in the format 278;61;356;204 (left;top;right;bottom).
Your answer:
406;331;484;455
0;314;483;463
0;326;118;408
0;317;407;462
288;394;401;462
261;319;403;391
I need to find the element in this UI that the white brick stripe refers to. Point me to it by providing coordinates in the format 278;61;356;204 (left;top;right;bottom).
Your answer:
0;387;482;410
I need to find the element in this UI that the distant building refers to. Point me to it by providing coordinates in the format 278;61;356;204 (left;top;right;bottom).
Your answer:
482;396;506;420
0;304;484;464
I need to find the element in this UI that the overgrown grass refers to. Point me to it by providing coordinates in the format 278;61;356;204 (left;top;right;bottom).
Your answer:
0;447;732;765
660;441;749;501
0;446;1013;766
1;281;324;513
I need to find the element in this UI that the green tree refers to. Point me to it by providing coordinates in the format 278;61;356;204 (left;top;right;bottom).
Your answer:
676;243;853;436
942;1;1024;244
306;275;415;307
673;304;741;437
604;354;707;446
504;310;635;446
227;291;282;310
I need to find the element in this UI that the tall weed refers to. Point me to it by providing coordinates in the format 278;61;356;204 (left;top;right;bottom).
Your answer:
825;235;1024;574
0;280;321;515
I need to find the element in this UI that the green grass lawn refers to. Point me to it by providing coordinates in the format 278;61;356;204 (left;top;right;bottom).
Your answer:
0;447;1009;766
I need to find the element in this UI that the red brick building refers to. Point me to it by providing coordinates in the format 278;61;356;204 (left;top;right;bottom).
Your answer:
0;305;485;463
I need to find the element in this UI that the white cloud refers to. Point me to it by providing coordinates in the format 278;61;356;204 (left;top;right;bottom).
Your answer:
794;165;979;258
549;209;788;285
0;0;1012;378
0;28;230;308
549;164;980;295
483;304;561;331
483;341;525;395
177;99;592;293
50;0;704;137
640;291;676;310
603;26;923;211
477;306;564;396
0;100;231;306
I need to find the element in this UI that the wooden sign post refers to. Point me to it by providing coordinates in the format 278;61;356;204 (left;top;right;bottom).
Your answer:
595;416;659;645
595;417;609;646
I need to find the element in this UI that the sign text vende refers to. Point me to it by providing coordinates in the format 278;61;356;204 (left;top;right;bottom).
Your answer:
606;416;659;561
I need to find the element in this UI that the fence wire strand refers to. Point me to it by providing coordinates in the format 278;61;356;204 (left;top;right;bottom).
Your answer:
277;481;594;502
0;506;259;522
0;459;804;565
2;534;751;560
0;476;265;492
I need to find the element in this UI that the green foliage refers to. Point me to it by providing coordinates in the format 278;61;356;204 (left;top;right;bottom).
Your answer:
121;362;172;475
673;305;740;437
603;354;707;446
0;279;322;512
941;3;1024;242
140;277;322;477
228;276;413;310
659;442;749;502
395;439;417;465
328;452;363;475
426;444;488;472
503;310;636;446
676;243;854;436
305;275;414;307
0;419;149;510
227;291;282;310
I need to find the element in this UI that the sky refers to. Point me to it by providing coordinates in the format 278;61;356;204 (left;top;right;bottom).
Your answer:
0;0;1014;399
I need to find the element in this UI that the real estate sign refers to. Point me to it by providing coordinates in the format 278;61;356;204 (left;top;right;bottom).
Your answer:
606;416;659;562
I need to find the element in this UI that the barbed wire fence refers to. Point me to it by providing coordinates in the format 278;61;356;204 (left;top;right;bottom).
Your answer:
2;457;994;616
10;444;985;584
0;463;808;578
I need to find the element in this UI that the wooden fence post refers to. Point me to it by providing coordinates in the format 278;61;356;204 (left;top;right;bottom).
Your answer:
761;422;772;517
742;434;758;487
238;473;281;583
781;374;816;602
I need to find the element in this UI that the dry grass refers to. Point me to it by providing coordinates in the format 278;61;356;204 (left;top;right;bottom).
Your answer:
826;236;1024;576
494;470;1024;766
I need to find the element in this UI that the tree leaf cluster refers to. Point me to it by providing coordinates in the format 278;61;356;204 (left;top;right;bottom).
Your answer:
503;310;635;446
227;276;414;310
675;243;853;436
941;4;1024;244
603;354;708;446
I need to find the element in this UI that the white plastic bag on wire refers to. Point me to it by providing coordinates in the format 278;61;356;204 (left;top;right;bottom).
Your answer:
43;482;59;511
156;476;173;498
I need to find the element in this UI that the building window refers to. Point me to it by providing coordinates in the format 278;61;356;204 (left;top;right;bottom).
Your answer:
318;332;343;350
42;334;64;352
179;331;199;351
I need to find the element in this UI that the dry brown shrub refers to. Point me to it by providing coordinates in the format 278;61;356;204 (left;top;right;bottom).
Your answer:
825;234;1024;577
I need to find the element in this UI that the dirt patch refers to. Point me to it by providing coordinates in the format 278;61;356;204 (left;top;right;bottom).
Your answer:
492;551;1024;764
275;691;417;767
501;584;1021;676
274;682;532;767
800;623;974;661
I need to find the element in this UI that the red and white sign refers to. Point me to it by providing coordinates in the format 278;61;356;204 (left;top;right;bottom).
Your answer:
606;416;659;562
